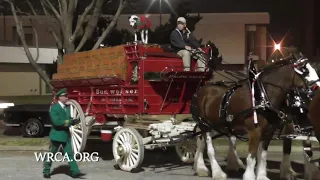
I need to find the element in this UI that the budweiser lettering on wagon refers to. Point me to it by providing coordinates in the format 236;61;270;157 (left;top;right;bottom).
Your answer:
109;90;122;94
95;89;107;94
95;88;138;95
125;89;138;94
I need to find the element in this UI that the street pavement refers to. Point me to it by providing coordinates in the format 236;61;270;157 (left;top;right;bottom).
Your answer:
0;142;317;180
0;122;319;179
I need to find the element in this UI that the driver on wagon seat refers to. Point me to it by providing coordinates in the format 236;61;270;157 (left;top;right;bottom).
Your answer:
170;17;205;71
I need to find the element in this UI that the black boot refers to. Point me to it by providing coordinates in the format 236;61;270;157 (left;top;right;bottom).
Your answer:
43;174;51;179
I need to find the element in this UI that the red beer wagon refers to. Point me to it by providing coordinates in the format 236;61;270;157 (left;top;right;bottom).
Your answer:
50;43;213;171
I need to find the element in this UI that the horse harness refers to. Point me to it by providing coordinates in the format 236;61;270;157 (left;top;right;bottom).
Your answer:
191;60;293;140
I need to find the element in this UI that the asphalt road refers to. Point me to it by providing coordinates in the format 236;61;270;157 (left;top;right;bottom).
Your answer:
1;121;319;179
0;142;318;180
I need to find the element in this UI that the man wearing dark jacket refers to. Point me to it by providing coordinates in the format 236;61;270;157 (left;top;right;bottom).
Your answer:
170;17;205;71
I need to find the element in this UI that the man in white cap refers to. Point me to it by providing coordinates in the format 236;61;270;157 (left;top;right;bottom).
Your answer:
170;17;205;71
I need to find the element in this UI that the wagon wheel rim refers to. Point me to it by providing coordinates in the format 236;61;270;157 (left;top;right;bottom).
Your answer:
67;100;88;154
26;122;39;135
113;128;144;171
175;138;197;163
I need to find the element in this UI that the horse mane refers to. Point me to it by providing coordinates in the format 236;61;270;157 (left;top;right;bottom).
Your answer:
258;58;295;85
259;59;291;72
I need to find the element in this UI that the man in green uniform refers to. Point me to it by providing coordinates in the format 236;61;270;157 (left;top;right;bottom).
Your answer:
43;88;84;178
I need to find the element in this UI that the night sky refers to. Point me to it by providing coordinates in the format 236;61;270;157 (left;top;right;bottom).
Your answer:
121;0;302;45
1;0;305;47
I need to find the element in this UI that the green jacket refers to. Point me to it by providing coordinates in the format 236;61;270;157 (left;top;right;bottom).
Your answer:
49;102;72;142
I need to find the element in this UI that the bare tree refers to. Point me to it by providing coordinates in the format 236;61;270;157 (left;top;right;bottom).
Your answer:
3;0;134;90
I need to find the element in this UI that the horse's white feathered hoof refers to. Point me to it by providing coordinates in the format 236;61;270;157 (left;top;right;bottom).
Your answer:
196;166;209;177
280;155;297;180
212;171;227;180
257;176;270;180
243;156;256;180
243;173;256;180
280;168;297;180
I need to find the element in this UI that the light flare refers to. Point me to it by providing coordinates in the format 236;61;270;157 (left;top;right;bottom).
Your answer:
274;43;281;51
145;0;176;17
266;29;291;58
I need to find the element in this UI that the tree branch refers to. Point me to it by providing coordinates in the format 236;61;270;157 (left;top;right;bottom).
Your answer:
75;0;105;52
68;0;76;19
49;27;64;64
4;0;53;89
42;0;60;20
26;0;38;16
57;0;62;14
92;0;126;50
15;7;33;16
69;0;97;43
61;0;67;17
49;28;62;49
29;18;40;62
68;0;75;13
40;0;64;47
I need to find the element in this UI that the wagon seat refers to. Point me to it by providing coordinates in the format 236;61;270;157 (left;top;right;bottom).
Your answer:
141;44;211;72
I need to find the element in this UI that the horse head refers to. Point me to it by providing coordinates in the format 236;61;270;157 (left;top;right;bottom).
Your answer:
205;42;222;71
261;53;319;107
128;15;139;28
292;55;320;88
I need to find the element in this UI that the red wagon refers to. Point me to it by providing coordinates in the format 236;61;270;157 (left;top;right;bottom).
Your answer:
50;43;212;171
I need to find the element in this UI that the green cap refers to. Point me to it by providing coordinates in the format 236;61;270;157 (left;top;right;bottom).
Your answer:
55;88;67;97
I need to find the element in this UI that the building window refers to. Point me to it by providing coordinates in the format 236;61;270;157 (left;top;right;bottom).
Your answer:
245;25;257;57
246;31;256;55
12;26;34;46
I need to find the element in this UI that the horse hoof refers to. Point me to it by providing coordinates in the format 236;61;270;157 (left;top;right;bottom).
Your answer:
212;171;227;180
257;176;270;180
196;168;209;177
243;173;256;180
280;169;298;180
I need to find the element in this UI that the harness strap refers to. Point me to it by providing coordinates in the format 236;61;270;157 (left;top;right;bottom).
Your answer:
251;79;258;124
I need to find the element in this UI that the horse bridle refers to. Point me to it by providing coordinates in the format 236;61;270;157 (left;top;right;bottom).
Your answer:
292;57;320;95
247;56;316;120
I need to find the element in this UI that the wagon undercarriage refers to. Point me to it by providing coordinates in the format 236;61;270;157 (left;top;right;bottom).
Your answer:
112;114;198;171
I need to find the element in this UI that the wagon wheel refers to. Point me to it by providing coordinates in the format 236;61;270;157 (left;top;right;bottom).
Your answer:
67;100;88;154
175;138;197;163
113;127;144;172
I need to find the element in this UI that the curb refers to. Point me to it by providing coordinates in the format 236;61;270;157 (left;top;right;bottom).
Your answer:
0;145;49;151
0;144;305;152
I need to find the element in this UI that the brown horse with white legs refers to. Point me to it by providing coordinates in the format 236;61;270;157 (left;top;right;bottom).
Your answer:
191;56;314;180
301;78;320;179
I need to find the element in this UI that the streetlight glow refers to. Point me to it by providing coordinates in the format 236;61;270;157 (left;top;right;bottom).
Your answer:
146;0;174;25
274;43;281;51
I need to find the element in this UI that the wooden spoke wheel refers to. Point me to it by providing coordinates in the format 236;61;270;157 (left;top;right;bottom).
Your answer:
67;100;88;154
175;138;197;163
112;127;144;172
